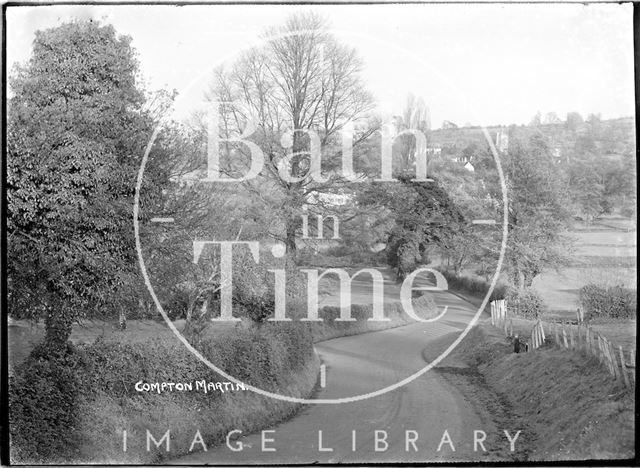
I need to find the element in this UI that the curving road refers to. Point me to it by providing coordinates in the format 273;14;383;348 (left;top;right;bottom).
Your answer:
173;269;495;464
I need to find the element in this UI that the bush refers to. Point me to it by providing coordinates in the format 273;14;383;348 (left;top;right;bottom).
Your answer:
506;288;546;319
579;284;637;320
296;253;354;268
9;342;82;463
325;244;351;257
412;292;438;317
436;268;508;302
10;319;317;463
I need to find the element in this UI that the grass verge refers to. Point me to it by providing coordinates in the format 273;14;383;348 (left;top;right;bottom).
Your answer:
438;321;635;461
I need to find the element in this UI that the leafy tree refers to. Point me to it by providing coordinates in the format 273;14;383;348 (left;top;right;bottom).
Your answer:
501;134;572;290
430;157;499;276
567;159;604;223
7;21;153;348
358;176;465;278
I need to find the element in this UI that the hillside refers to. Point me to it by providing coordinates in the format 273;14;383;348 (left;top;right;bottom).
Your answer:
428;116;635;157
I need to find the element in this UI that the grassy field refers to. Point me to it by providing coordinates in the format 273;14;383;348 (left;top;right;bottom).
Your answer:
532;267;637;314
532;218;636;317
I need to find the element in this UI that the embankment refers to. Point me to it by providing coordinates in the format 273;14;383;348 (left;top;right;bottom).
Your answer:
438;322;634;460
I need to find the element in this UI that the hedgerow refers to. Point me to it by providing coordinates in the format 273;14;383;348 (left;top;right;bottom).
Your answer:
436;268;508;302
506;288;546;319
579;284;637;320
10;319;316;464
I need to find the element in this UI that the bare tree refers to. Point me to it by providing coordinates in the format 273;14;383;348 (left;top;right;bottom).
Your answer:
208;12;378;254
394;93;430;173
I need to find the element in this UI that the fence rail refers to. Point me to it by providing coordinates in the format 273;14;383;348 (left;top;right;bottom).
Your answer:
488;300;635;388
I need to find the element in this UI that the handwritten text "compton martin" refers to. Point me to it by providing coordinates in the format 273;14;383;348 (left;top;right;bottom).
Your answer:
135;380;246;394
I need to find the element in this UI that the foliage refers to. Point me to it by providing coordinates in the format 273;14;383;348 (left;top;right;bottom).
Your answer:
9;342;82;463
412;292;438;316
436;268;508;302
6;21;155;346
480;132;573;290
505;287;546;319
325;244;352;257
430;157;500;276
359;176;466;278
10;319;316;463
579;284;637;320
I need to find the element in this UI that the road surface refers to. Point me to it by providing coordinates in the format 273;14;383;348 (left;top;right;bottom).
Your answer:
173;269;495;464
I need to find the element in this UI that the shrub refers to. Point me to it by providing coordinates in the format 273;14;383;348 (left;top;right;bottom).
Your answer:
11;319;317;463
325;245;351;257
296;253;354;268
506;288;546;319
412;292;438;318
9;342;82;463
436;268;508;302
579;284;637;320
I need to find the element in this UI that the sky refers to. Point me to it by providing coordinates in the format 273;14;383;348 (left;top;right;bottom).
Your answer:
5;3;635;128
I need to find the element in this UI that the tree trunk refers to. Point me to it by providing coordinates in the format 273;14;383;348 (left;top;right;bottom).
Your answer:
512;263;526;291
44;306;73;352
285;219;298;255
119;309;127;330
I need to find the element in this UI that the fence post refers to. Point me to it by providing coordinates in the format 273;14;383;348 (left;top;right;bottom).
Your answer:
577;323;582;350
586;326;592;355
530;329;535;350
491;302;495;326
607;339;620;381
562;322;569;348
609;339;619;378
618;345;630;387
597;334;605;365
603;337;612;373
554;322;559;346
569;325;575;349
536;322;542;347
601;336;614;376
509;318;513;337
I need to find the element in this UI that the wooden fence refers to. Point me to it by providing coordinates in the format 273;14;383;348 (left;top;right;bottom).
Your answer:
551;320;636;387
529;320;545;351
488;300;635;388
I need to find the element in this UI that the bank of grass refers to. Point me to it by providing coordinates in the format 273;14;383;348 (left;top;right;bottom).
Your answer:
446;322;634;461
